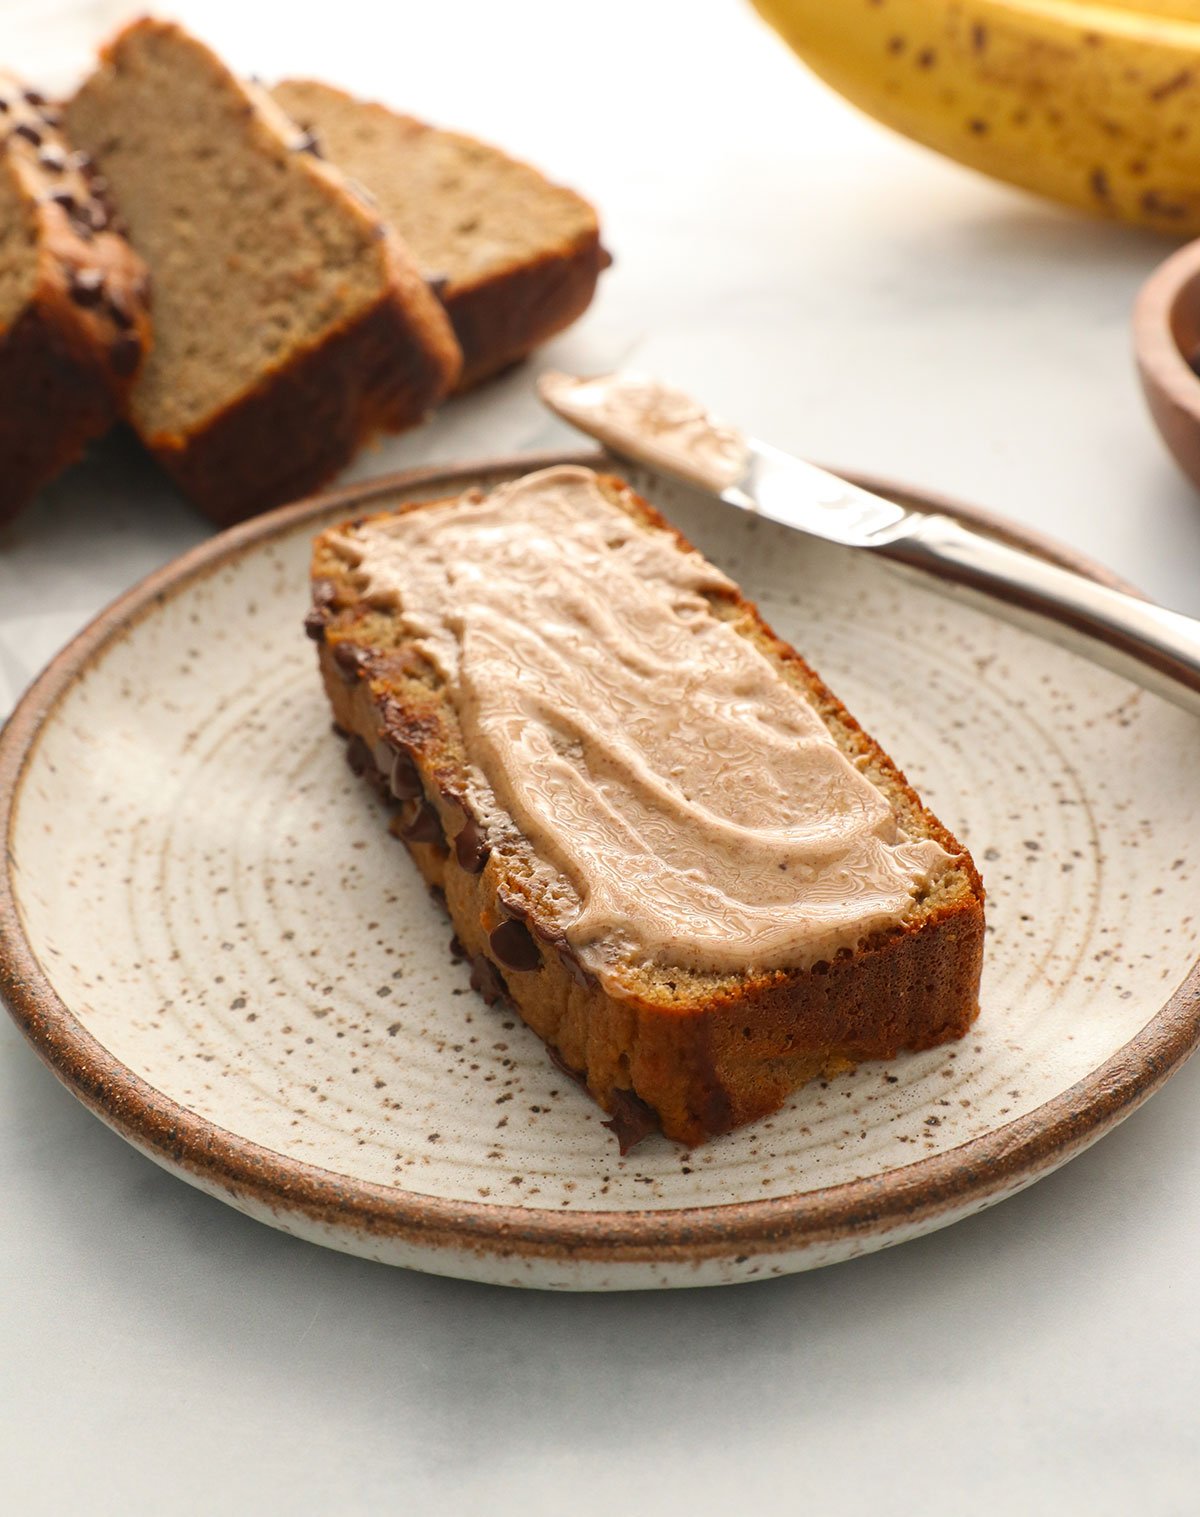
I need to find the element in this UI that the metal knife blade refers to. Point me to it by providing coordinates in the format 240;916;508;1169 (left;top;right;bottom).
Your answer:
538;370;1200;717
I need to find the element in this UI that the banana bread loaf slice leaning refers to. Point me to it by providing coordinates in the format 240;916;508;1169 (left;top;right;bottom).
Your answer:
308;465;985;1148
0;73;150;526
272;79;607;390
65;20;461;527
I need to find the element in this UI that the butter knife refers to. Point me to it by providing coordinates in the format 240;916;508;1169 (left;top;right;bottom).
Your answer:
539;370;1200;718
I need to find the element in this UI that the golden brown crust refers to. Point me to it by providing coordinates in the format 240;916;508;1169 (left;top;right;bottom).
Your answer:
147;279;458;528
0;75;151;524
309;474;986;1146
449;233;608;391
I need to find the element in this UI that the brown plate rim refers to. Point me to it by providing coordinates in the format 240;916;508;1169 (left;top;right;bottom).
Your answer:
2;448;1197;1268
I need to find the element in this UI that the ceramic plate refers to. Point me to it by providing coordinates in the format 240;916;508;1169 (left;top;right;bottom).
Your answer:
3;450;1199;1290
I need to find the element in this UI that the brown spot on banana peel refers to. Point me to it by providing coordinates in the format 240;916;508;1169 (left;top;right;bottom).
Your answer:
1142;189;1189;221
755;0;1200;235
1150;69;1193;102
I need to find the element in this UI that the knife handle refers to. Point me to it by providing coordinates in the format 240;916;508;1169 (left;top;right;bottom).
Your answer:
883;513;1200;718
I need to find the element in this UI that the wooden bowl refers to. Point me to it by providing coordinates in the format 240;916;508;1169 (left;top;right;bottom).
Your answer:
1135;238;1200;491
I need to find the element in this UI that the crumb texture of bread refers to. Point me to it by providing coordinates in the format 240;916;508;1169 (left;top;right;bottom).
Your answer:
0;72;151;525
64;20;461;525
309;470;986;1147
272;79;606;388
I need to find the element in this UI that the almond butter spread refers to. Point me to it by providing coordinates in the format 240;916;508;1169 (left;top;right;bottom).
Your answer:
538;371;751;494
331;465;954;984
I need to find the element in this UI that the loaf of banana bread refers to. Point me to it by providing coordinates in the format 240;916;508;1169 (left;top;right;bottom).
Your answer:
309;466;985;1148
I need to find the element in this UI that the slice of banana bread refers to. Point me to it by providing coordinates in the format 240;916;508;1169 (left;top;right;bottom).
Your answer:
272;79;607;390
308;465;985;1149
65;20;461;527
0;73;150;526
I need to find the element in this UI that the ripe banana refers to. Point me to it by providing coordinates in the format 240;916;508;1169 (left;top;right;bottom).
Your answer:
751;0;1200;234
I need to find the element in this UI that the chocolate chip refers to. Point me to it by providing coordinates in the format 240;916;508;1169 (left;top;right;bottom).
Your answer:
602;1089;659;1154
401;800;444;845
454;814;490;873
0;97;9;114
469;955;509;1007
293;127;322;157
68;267;104;306
344;734;372;776
425;272;450;299
449;935;468;960
387;747;422;800
488;918;541;972
303;608;327;642
39;107;62;129
109;333;140;376
43;188;77;212
331;640;367;684
105;286;133;328
557;943;597;990
37;144;65;172
23;88;45;106
13;121;42;146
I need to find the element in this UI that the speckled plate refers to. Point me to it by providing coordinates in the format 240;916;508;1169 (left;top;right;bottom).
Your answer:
3;450;1200;1290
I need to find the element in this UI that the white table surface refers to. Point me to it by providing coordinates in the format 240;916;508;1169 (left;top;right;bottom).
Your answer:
2;1;1198;1511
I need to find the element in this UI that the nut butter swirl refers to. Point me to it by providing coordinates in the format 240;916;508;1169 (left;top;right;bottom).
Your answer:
538;371;750;494
333;466;953;983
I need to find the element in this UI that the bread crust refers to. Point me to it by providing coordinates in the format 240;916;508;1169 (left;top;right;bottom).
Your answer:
0;79;151;524
449;233;609;391
270;80;607;392
309;474;985;1146
148;275;459;528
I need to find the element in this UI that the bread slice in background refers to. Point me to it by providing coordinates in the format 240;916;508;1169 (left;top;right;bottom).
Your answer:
272;79;607;390
308;466;985;1149
0;72;150;526
65;19;461;527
